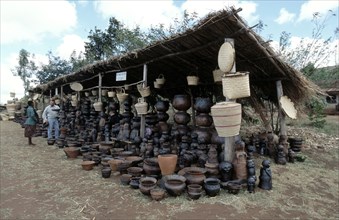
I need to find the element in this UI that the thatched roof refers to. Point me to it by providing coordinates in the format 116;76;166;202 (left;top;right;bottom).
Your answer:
33;7;318;106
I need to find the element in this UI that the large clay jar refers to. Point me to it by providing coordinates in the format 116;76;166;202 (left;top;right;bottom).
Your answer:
172;95;191;111
158;154;178;176
139;177;157;195
143;158;161;176
155;100;170;112
174;111;191;125
194;97;212;113
108;159;124;171
164;175;186;196
81;161;95;171
204;178;221;197
184;168;206;185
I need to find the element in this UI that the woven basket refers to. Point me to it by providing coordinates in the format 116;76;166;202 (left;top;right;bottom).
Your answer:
93;101;103;112
71;100;78;107
117;88;129;103
213;69;224;83
156;74;166;85
108;90;116;98
137;83;151;97
84;92;90;97
70;82;83;91
91;90;98;96
187;76;199;86
222;72;250;99
102;89;108;96
135;98;148;115
154;81;161;89
71;95;77;101
218;42;235;73
211;102;242;137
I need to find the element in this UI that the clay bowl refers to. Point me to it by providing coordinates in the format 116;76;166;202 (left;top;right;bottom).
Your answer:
187;184;203;194
127;167;143;177
225;181;242;195
81;161;95;171
125;156;143;166
64;147;80;159
150;188;166;201
120;174;132;185
47;139;56;145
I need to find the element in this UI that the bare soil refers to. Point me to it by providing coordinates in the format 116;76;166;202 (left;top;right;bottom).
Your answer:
1;120;338;220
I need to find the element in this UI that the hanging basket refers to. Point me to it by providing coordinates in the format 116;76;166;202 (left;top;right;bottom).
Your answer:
71;94;77;101
117;88;129;103
108;90;116;98
84;92;90;97
137;83;151;97
156;74;166;85
211;102;242;137
71;100;78;107
222;72;250;99
102;89;108;96
187;76;199;86
213;69;224;83
135;98;148;115
154;81;161;89
91;90;98;96
218;42;235;73
10;92;16;98
93;101;103;112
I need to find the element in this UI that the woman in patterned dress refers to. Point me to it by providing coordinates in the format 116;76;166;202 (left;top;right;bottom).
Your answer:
24;100;38;145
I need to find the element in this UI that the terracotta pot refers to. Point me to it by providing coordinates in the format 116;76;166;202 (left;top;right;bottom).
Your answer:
155;100;170;112
174;111;191;125
184;169;206;185
225;181;242;194
187;191;202;200
187;184;203;193
194;97;212;113
64;147;80;159
117;161;132;174
172;95;191;111
158;154;178;176
150;188;166;201
139;177;157;195
164;175;186;196
108;159;124;171
81;161;95;171
204;178;221;197
195;113;213;127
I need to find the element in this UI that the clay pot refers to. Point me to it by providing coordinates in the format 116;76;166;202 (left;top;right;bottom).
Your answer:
157;112;169;122
184;168;206;185
155;100;170;112
127;167;143;177
205;162;219;176
139;177;157;195
194;97;212;113
195;113;213;127
117;161;132;174
125;156;143;166
164;175;186;196
64;147;80;159
194;127;212;144
47;139;56;145
101;168;111;178
204;178;221;197
174;112;191;125
187;184;203;200
225;181;242;195
150;188;166;201
81;161;95;171
120;174;132;185
108;159;124;171
158;154;178;176
172;95;191;111
143;158;161;176
187;191;202;200
129;177;140;189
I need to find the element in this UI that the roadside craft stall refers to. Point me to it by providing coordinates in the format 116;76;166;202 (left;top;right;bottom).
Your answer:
26;8;317;199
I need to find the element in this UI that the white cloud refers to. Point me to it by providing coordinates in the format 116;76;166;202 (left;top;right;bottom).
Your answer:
297;0;338;22
56;34;86;60
0;0;77;44
93;0;258;29
274;8;295;24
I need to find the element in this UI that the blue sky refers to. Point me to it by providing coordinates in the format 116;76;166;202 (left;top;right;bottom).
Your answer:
1;0;338;104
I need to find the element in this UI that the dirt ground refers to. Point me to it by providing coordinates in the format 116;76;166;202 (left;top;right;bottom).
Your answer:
0;120;338;220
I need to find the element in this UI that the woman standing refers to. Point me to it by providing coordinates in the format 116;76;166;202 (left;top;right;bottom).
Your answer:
24;100;38;145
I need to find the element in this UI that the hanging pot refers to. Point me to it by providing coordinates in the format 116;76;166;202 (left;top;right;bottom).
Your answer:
172;94;191;111
117;88;129;103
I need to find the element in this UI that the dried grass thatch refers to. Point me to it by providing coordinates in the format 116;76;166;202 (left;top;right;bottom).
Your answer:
33;7;320;106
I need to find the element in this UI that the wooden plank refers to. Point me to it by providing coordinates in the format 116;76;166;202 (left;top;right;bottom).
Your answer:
276;80;286;136
98;73;102;102
140;64;147;138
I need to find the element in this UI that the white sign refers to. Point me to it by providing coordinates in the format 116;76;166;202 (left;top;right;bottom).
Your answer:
116;71;127;81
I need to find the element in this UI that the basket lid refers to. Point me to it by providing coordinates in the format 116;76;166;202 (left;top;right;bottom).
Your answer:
279;96;297;119
70;82;83;91
211;101;241;109
218;42;235;73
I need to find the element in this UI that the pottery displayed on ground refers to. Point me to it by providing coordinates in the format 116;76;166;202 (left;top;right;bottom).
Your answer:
139;177;157;195
150;188;166;201
143;158;161;176
64;147;80;159
47;139;56;145
204;178;221;197
120;174;132;185
164;175;186;196
158;154;178;176
81;161;95;171
101;167;111;178
187;184;203;200
127;167;143;177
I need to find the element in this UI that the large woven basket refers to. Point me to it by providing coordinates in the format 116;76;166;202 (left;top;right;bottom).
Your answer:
213;69;224;83
156;74;166;85
222;72;250;99
187;76;199;86
117;88;129;103
211;102;242;137
135;98;148;115
108;90;116;98
218;42;235;73
137;83;151;97
154;81;161;89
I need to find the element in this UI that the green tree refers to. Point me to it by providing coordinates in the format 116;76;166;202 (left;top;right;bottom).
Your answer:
11;49;37;95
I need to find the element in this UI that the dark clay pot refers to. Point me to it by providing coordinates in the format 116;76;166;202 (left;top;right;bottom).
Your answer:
129;177;140;189
174;112;191;125
195;113;213;127
172;95;191;111
194;127;212;144
139;177;157;195
143;158;161;176
101;168;111;178
164;175;186;196
194;97;212;113
155;100;170;112
157;112;169;122
204;178;221;197
184;169;206;185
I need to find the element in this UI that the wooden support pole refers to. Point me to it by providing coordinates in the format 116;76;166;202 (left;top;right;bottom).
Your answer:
98;73;102;102
60;85;64;107
55;87;58;96
189;88;196;127
49;90;52;98
140;64;147;138
276;80;286;136
224;38;237;163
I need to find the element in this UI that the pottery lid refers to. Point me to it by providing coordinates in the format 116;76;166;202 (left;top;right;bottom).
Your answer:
279;96;297;119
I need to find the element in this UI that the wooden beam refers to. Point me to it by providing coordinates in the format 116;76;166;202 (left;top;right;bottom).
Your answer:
98;73;102;102
140;64;147;138
276;80;286;136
